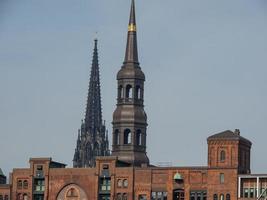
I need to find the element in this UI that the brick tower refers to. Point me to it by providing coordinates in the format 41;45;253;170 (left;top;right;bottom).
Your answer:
111;0;149;166
207;129;252;174
73;39;110;168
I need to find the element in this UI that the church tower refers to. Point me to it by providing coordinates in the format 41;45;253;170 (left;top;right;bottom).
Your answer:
112;0;149;166
73;39;110;168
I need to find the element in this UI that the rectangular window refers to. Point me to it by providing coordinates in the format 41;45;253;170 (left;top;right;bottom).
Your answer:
36;165;44;178
33;194;44;200
202;192;207;200
260;188;267;197
103;164;109;170
99;178;111;192
197;192;201;200
34;179;45;192
244;188;249;198
37;165;43;171
250;188;255;198
190;191;207;200
220;173;225;184
150;192;167;200
190;192;196;200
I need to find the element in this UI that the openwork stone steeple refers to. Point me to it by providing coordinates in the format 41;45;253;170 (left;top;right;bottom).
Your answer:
73;39;110;168
112;0;149;166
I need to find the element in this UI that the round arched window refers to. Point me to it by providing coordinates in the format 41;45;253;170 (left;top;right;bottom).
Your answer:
124;129;131;144
220;150;226;162
23;194;28;200
126;85;133;99
123;179;128;188
23;180;28;189
117;179;123;188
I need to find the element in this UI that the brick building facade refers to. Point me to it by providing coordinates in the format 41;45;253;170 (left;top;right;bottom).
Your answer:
0;0;266;200
0;129;265;200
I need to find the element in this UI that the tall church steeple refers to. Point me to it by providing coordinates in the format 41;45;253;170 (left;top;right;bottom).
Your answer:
112;0;149;166
85;39;102;134
73;39;110;168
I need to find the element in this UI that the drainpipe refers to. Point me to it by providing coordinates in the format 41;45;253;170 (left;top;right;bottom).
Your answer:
238;177;241;198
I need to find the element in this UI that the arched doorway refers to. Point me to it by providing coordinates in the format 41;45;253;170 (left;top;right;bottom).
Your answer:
173;189;185;200
56;184;88;200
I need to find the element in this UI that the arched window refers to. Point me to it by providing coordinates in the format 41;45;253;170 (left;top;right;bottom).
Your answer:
126;85;132;99
23;194;28;200
213;194;218;200
226;194;230;200
17;180;22;189
124;129;131;144
135;85;141;99
136;130;142;146
122;193;128;200
56;184;87;200
23;180;28;189
117;179;123;188
117;193;122;200
220;194;224;200
119;85;124;99
66;188;78;197
114;129;120;145
220;150;226;162
4;195;8;200
123;179;128;188
17;193;22;200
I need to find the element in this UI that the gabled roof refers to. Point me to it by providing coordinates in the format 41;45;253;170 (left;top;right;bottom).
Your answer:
207;129;252;145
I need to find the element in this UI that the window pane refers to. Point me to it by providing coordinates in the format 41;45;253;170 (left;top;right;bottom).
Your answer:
220;173;225;184
250;188;255;198
244;188;249;198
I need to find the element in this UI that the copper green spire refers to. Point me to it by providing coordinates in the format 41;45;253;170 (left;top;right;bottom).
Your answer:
124;0;139;64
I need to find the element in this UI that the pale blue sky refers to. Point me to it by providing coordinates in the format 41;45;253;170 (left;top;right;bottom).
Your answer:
0;0;267;175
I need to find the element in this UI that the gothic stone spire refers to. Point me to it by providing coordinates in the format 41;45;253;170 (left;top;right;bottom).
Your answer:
85;39;102;133
112;0;149;166
73;40;110;168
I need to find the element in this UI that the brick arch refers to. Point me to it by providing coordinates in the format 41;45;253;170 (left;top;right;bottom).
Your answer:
56;183;88;200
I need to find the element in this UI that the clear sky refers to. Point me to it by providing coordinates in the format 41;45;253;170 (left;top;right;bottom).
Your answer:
0;0;267;176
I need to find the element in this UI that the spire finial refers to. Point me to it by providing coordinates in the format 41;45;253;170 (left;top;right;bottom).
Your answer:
94;38;98;50
128;0;136;31
124;0;139;64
